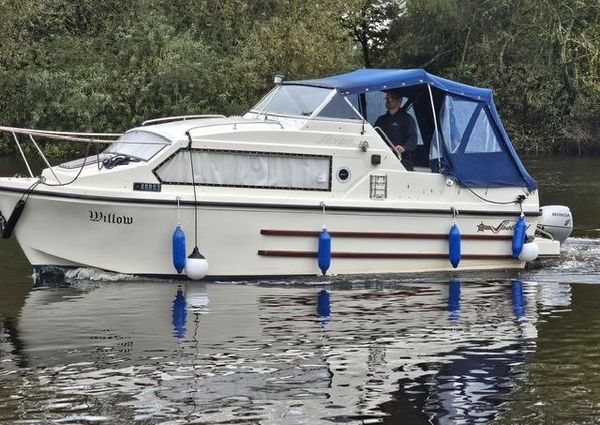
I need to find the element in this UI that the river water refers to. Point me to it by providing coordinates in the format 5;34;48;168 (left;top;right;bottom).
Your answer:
0;157;599;424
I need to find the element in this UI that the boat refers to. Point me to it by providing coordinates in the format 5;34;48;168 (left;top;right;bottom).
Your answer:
0;68;573;279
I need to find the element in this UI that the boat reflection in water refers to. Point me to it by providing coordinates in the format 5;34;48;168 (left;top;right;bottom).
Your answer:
1;277;572;424
172;288;187;339
448;278;461;321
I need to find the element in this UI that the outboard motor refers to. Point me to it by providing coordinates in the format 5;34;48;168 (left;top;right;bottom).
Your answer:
537;205;573;244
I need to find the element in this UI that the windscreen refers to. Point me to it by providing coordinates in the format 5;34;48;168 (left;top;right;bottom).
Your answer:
104;130;169;161
251;85;333;117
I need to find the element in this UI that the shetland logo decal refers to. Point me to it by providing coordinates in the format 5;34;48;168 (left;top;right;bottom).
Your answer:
476;220;530;234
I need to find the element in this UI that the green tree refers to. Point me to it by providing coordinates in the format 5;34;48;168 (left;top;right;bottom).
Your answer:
342;0;400;68
0;0;357;155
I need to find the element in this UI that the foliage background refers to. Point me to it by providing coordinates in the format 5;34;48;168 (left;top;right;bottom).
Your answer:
0;0;598;156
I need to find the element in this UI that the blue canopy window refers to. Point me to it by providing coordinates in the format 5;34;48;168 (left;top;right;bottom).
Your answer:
430;93;526;187
465;107;503;153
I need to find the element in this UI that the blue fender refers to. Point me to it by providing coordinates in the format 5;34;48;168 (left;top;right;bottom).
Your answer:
172;225;186;274
512;215;527;258
318;228;331;275
448;224;461;268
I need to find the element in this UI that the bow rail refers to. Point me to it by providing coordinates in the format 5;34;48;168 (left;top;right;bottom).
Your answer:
0;125;122;180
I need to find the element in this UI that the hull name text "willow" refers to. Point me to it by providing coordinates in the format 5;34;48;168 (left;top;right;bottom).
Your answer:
89;211;134;225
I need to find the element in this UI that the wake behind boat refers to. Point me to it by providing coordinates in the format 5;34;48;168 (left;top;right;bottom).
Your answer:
0;69;573;279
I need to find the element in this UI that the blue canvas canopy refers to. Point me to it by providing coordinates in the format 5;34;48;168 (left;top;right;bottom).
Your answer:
287;69;537;191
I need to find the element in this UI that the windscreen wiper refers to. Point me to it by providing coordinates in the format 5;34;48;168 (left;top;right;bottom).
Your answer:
102;154;141;169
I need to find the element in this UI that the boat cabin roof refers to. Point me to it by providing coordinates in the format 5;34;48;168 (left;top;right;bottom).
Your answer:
286;68;493;101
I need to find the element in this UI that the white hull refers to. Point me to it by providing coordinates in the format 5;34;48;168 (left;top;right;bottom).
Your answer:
0;185;536;277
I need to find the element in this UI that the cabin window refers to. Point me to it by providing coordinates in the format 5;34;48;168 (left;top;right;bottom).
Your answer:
104;130;169;161
155;149;331;191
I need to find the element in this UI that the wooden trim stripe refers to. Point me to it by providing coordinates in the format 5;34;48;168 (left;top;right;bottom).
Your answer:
257;250;515;260
260;229;512;241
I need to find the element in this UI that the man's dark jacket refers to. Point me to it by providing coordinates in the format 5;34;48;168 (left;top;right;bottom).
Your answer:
374;109;418;169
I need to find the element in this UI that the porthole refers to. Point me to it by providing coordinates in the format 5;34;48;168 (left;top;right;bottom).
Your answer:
337;167;351;183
